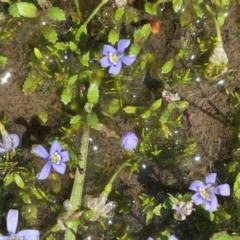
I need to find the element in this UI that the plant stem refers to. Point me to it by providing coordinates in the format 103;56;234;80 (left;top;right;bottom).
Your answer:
102;157;133;197
64;125;90;240
74;0;83;22
75;0;108;40
212;16;222;46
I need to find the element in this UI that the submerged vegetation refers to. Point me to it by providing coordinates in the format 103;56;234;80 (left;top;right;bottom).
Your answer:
0;0;240;239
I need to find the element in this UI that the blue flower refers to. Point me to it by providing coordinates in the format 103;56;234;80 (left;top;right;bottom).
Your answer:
0;209;40;240
0;122;19;153
169;235;178;240
120;131;138;150
32;140;69;180
100;39;136;75
189;173;230;211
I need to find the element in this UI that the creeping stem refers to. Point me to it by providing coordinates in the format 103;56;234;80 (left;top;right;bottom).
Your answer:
64;125;90;240
75;0;108;40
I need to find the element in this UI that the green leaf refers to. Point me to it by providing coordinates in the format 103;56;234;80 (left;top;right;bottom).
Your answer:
217;11;225;27
86;112;98;130
17;2;38;18
152;203;163;216
70;115;81;124
0;56;7;68
42;25;58;43
114;7;124;21
172;0;183;12
210;232;235;240
61;87;72;105
108;28;119;45
84;102;94;113
123;106;137;113
144;2;157;14
75;24;87;40
80;52;90;67
37;112;48;124
68;75;78;85
161;58;174;74
20;191;32;204
146;210;154;225
8;3;20;17
234;173;240;199
193;5;204;18
108;99;120;115
87;82;99;104
31;187;47;200
14;173;25;188
54;42;67;50
46;7;66;21
4;172;15;186
180;7;192;26
129;42;140;56
69;41;78;51
34;48;42;60
48;173;61;193
37;0;51;8
134;24;151;42
149;99;162;111
141;110;151;119
79;70;92;79
22;71;39;95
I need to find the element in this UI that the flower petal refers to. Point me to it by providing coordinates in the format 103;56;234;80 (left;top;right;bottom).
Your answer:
52;162;66;174
16;229;40;240
7;209;18;235
205;173;217;185
37;162;51;180
117;39;130;53
215;184;230;196
32;145;49;159
109;60;122;75
9;134;20;149
121;55;136;66
0;237;10;240
169;236;178;240
0;146;8;153
191;192;205;205
50;140;61;155
121;132;138;150
189;180;205;192
60;151;69;162
100;56;112;68
205;194;218;211
103;45;117;55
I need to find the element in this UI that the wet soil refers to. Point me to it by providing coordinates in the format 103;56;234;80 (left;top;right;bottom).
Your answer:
1;0;240;239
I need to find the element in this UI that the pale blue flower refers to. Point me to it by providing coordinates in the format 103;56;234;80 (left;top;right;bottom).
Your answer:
32;140;69;180
189;173;230;211
100;39;136;75
0;209;40;240
121;131;138;150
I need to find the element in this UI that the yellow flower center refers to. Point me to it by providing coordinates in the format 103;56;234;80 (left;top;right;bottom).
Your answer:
49;152;61;165
109;52;118;65
199;187;210;200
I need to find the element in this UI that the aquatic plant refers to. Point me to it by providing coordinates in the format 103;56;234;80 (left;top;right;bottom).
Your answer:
189;173;230;211
100;39;136;75
32;140;69;180
0;122;19;153
120;131;138;150
0;209;40;240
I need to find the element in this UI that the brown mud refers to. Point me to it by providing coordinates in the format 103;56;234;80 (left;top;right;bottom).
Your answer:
0;0;240;239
